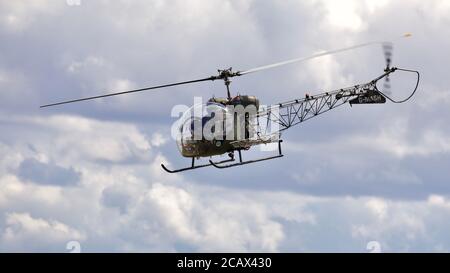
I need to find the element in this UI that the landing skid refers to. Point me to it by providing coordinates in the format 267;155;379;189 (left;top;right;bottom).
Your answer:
209;140;284;169
161;140;284;173
161;157;235;174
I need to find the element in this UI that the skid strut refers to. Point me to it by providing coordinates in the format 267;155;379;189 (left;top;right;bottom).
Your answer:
161;156;235;174
209;140;283;169
161;140;284;173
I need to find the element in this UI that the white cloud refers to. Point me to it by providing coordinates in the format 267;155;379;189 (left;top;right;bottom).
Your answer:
144;183;285;251
351;197;429;249
1;212;84;252
305;53;354;90
417;85;450;108
0;175;63;207
150;133;167;147
319;0;366;32
287;116;450;160
363;119;450;158
365;198;388;220
313;0;389;32
428;195;450;210
1;0;450;253
2;156;450;252
0;113;288;251
10;115;152;163
67;56;106;74
0;1;64;32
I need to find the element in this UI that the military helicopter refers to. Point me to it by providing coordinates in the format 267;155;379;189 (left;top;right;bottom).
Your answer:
41;37;420;173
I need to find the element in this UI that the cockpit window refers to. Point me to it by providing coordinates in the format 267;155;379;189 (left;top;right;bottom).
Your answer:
176;102;230;154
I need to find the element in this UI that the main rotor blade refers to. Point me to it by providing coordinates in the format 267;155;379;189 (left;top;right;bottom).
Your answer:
239;41;383;75
239;33;412;75
40;76;216;108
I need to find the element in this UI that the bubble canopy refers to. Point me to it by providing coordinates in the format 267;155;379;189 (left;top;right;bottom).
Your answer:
176;102;231;155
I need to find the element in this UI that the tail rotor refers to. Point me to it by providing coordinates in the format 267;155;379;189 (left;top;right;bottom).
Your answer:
382;42;393;95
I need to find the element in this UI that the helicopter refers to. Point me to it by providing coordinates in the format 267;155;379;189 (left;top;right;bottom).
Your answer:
41;37;420;173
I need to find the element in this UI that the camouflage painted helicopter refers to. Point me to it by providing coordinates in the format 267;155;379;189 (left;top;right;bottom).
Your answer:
41;38;419;173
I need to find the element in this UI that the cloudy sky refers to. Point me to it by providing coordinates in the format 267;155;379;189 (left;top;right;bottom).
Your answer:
1;0;450;252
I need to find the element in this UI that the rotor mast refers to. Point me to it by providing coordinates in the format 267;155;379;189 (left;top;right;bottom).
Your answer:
217;67;240;100
225;77;231;100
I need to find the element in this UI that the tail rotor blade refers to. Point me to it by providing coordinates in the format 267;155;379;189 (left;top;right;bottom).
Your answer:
383;76;392;95
383;42;393;70
382;42;394;95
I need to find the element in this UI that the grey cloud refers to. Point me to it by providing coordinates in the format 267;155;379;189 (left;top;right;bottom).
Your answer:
101;186;132;214
17;158;80;186
1;0;450;252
